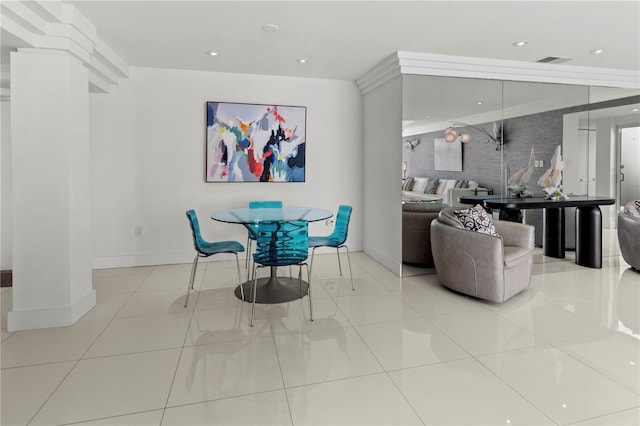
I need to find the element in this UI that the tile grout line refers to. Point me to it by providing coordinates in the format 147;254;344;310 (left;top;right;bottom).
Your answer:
270;311;296;426
348;322;427;425
25;266;156;425
158;265;206;424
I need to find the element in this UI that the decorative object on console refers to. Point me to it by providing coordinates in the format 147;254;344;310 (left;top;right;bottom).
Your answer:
434;137;462;171
543;186;569;201
537;145;567;200
206;101;306;182
444;121;505;150
507;147;535;198
404;138;420;150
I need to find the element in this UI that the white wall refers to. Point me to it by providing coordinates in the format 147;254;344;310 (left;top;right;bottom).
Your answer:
595;118;617;228
620;127;640;206
1;101;11;270
90;67;363;268
362;76;403;275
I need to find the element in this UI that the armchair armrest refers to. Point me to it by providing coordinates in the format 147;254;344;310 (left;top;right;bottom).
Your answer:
494;220;534;248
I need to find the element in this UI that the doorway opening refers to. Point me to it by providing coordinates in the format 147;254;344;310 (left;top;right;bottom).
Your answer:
618;126;640;211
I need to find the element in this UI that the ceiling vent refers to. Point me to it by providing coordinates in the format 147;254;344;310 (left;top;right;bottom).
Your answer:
536;56;572;64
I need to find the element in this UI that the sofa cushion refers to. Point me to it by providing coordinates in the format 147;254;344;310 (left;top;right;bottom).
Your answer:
453;204;500;237
503;245;532;269
436;179;457;195
412;177;429;193
424;179;439;194
402;191;444;202
454;179;468;188
402;177;415;191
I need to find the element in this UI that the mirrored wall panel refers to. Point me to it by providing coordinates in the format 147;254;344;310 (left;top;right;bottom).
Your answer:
400;74;637;276
402;75;504;203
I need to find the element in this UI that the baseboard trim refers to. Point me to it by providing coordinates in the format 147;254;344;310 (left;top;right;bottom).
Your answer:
7;289;96;331
1;270;12;287
362;246;402;277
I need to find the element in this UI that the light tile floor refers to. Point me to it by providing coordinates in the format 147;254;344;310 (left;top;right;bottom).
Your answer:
1;230;639;425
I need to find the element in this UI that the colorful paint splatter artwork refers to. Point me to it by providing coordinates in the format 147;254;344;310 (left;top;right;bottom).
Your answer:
206;102;306;182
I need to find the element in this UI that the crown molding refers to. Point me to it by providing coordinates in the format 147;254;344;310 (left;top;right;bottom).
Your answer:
357;51;640;96
1;0;129;95
355;53;402;95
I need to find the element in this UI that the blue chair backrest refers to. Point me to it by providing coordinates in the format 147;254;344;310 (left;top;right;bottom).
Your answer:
186;209;206;253
328;205;352;245
254;220;308;266
248;201;284;234
249;200;283;209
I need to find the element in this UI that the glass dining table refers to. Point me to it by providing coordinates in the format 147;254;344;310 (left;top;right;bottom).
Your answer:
211;206;333;304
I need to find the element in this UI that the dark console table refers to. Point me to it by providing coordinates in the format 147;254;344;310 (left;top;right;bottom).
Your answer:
458;195;615;269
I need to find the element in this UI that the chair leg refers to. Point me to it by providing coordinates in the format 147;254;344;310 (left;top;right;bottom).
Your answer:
309;247;318;278
336;247;343;276
251;264;259;327
245;239;253;281
234;252;245;301
340;245;355;291
305;264;313;321
185;254;199;308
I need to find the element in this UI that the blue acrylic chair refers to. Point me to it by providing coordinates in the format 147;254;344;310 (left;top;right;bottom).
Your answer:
246;201;284;277
185;210;245;307
251;220;311;326
309;205;354;290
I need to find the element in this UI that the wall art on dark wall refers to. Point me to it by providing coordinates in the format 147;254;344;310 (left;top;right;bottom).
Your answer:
206;102;307;182
434;137;462;171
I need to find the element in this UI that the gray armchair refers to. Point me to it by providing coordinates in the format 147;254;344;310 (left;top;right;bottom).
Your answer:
618;201;640;271
431;208;535;303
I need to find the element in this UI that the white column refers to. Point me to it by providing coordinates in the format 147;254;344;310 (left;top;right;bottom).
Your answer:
8;49;95;331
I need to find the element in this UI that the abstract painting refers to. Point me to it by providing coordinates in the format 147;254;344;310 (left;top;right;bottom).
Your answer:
434;137;462;171
206;102;306;182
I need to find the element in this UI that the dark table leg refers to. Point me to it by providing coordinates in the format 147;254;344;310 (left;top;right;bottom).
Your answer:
575;206;603;268
234;266;309;304
499;208;522;222
543;207;565;258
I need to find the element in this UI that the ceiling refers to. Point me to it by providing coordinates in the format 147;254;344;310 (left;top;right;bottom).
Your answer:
61;0;640;82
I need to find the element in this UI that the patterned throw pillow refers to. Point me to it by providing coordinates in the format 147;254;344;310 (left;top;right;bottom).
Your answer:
453;204;500;237
402;177;415;191
424;179;439;194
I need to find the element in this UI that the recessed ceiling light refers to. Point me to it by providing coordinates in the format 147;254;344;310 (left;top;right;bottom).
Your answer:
207;51;219;56
297;58;307;64
633;108;639;112
591;49;604;54
426;114;432;118
477;101;483;105
263;24;280;33
512;41;528;47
